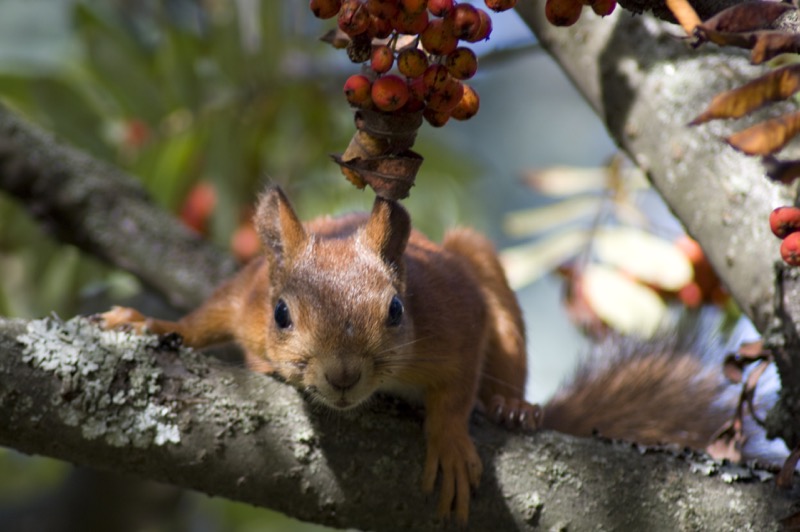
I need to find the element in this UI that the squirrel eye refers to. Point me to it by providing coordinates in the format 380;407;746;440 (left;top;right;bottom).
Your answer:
274;299;293;330
387;295;403;327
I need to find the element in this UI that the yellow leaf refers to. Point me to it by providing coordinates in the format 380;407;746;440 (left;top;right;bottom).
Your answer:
583;264;666;338
691;64;800;125
594;227;693;291
503;197;603;238
500;229;590;289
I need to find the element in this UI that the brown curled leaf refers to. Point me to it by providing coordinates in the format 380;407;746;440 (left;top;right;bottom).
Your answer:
763;155;800;185
691;65;800;125
777;443;800;489
696;1;793;35
727;110;800;156
319;28;351;49
751;31;800;65
331;150;423;200
665;0;701;35
695;29;757;49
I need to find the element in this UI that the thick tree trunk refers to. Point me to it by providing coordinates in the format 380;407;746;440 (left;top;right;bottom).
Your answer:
516;2;800;450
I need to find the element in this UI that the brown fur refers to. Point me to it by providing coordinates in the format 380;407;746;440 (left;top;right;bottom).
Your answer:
101;187;732;522
544;341;730;449
101;186;535;524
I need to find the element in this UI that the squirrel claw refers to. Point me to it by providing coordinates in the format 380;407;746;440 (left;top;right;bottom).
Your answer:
423;432;482;525
98;306;149;334
488;395;543;431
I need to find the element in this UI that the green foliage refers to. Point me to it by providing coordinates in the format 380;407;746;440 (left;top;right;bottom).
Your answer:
0;2;479;529
0;1;477;319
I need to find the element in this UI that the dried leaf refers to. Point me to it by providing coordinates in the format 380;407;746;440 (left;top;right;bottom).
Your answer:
691;65;800;125
763;155;800;184
594;227;694;291
706;419;745;462
331;150;422;200
722;354;746;383
503;197;603;238
777;443;800;489
665;0;701;35
499;228;590;289
319;28;351;49
722;340;769;383
751;31;800;65
582;263;667;338
727;110;800;156
696;29;757;49
696;1;793;35
523;166;608;196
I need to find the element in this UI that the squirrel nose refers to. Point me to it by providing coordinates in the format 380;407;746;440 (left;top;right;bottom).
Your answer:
325;368;362;392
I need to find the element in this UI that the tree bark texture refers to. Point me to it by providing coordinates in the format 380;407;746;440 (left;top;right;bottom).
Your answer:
0;6;797;529
0;106;238;310
516;2;800;450
0;315;794;531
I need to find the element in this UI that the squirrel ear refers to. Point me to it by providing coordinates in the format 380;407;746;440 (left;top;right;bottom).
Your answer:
363;197;410;269
254;186;308;265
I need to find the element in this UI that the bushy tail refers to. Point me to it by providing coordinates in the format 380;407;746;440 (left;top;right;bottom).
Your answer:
543;337;733;449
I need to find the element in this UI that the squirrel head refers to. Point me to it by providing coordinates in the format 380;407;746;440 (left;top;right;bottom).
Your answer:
254;186;413;410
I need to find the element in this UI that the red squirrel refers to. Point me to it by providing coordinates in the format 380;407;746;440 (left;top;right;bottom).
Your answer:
101;186;731;523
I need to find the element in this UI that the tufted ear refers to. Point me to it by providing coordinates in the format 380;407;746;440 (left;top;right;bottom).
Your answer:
254;186;308;267
362;196;411;270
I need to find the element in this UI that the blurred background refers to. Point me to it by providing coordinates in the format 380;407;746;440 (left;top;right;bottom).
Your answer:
0;1;744;530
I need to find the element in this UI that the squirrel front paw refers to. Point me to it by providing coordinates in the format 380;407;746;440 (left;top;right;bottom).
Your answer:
422;431;482;524
96;306;150;334
488;395;543;430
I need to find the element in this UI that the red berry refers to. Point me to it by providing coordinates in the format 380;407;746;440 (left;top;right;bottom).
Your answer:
310;0;342;19
545;0;582;27
781;232;800;266
447;3;480;40
339;0;371;36
428;0;454;16
180;181;217;234
465;8;492;42
591;0;616;16
428;78;464;112
423;107;451;127
408;75;427;102
445;47;478;80
770;206;800;239
422;64;450;99
404;88;426;112
400;0;427;15
371;75;410;112
484;0;517;12
366;0;399;19
420;17;458;55
450;84;480;120
393;8;430;34
397;48;429;78
370;44;394;74
344;74;373;108
368;14;394;38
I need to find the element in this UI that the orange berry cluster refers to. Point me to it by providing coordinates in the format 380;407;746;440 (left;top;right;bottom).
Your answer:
770;206;800;266
545;0;616;27
310;0;513;127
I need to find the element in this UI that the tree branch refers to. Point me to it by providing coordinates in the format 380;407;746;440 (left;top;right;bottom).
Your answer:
0;12;795;529
0;315;792;530
516;3;800;448
0;104;238;309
